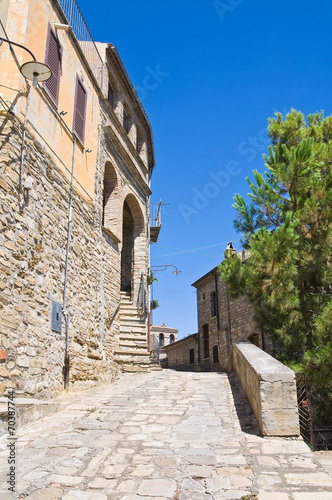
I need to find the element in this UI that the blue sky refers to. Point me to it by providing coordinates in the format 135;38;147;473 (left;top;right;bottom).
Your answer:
80;0;332;338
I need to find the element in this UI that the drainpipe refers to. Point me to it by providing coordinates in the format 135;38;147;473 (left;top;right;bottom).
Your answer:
19;83;31;196
63;135;76;389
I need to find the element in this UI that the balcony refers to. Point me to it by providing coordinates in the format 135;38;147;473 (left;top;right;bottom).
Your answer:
150;201;165;243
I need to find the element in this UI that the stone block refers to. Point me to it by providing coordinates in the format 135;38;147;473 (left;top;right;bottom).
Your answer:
232;341;300;436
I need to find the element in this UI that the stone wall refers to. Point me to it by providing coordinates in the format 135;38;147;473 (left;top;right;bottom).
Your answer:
193;268;261;371
0;112;122;399
164;335;198;370
231;340;300;436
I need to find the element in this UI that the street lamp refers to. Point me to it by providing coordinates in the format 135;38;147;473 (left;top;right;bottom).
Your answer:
147;265;181;351
150;265;182;276
0;37;52;86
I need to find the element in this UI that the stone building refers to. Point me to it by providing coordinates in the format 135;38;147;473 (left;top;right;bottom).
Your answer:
0;0;157;399
150;323;178;349
164;251;269;372
164;334;198;370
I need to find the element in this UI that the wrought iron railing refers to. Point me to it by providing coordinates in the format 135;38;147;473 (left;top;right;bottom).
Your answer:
57;0;104;88
296;373;315;450
150;200;165;227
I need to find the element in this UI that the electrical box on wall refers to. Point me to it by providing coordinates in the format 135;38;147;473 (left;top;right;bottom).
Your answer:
51;301;62;333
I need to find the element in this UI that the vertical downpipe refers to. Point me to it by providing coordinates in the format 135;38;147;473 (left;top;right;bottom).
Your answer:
63;135;76;389
20;83;31;195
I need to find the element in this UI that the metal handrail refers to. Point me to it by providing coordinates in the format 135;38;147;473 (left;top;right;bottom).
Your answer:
56;0;104;88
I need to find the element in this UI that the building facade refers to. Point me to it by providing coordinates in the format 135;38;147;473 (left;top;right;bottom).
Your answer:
0;0;156;399
150;323;178;348
192;264;262;371
164;256;268;372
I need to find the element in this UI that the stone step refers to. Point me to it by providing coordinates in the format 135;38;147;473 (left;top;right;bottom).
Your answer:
115;348;150;356
119;307;145;318
119;337;147;344
119;333;147;342
121;364;151;373
120;325;146;333
150;364;162;371
116;341;149;355
120;314;145;327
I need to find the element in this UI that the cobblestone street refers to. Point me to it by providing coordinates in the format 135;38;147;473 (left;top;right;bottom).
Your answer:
0;370;332;500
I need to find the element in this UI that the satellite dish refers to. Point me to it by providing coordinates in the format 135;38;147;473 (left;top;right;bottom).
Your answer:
20;61;52;87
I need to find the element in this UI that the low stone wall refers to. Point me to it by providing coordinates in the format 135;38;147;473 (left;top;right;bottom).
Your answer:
231;340;300;436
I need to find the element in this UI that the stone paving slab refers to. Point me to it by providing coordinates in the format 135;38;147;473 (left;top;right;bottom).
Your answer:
0;370;331;499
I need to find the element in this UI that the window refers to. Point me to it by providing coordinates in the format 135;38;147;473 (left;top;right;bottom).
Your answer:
73;76;87;144
189;348;195;364
108;83;114;108
44;24;62;105
211;291;216;317
213;345;219;364
203;324;209;359
159;333;164;347
169;334;175;344
202;293;206;300
123;107;130;134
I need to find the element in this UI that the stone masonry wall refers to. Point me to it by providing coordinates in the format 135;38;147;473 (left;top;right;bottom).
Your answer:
195;270;262;371
0;112;121;399
164;335;198;370
231;340;300;436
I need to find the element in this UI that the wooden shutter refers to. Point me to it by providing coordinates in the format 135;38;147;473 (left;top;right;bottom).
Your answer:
73;76;87;144
44;25;62;104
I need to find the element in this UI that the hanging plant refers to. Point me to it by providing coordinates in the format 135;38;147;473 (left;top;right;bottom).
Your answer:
147;270;159;286
150;299;159;310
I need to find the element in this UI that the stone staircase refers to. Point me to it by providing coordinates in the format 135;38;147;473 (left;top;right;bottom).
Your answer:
115;292;162;372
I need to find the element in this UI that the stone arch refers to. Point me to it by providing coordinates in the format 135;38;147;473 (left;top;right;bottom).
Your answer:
102;162;121;240
120;193;146;299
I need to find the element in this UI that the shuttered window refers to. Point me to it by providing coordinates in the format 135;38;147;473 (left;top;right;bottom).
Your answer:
44;25;62;105
73;76;87;144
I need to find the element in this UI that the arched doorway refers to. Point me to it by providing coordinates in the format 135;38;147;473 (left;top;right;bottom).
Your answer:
102;162;120;239
120;194;145;297
121;201;134;292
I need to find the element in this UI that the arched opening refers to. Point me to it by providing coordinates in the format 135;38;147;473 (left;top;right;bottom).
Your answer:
159;333;164;347
102;162;120;238
213;345;219;363
120;194;145;297
203;324;209;359
121;201;134;292
169;334;175;344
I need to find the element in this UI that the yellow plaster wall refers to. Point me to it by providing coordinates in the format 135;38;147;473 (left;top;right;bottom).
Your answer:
0;0;101;201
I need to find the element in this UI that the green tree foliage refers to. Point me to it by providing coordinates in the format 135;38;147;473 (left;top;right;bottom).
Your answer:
221;110;332;390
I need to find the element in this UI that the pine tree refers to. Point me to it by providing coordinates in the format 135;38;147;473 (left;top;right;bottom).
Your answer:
221;110;332;392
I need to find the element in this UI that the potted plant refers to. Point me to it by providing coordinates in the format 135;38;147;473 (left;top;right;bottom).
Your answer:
147;270;159;286
150;299;159;310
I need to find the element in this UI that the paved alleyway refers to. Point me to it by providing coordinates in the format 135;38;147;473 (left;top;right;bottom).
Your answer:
1;370;332;500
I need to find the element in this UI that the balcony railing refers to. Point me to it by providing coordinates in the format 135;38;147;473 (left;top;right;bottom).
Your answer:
57;0;104;88
150;200;166;243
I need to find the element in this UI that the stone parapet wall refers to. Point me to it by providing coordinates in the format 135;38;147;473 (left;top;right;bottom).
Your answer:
231;340;300;436
0;113;121;399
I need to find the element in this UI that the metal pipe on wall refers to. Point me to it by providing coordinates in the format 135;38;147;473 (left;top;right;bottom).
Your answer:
63;135;76;389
